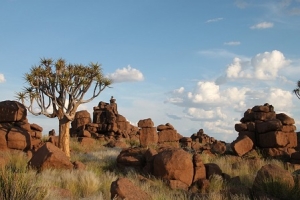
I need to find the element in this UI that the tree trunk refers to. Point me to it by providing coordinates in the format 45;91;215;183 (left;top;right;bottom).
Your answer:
58;116;71;158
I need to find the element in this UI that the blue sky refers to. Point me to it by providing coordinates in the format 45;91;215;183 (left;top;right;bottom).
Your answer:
1;0;300;142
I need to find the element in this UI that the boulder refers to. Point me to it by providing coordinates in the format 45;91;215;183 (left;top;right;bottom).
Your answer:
30;123;43;132
259;131;296;148
192;154;206;183
204;163;222;179
153;148;193;186
252;164;295;194
110;177;151;200
28;142;73;171
255;120;282;134
211;141;226;154
139;127;158;147
0;100;27;122
276;113;295;125
6;127;31;151
158;129;179;143
137;118;154;128
157;123;174;131
117;148;146;171
71;110;91;129
231;135;254;156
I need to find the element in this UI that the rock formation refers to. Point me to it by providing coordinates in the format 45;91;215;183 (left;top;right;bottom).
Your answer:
70;97;139;147
0;100;43;151
231;103;298;159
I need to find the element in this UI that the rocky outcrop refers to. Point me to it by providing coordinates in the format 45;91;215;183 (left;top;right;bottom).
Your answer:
181;129;227;155
232;103;297;159
0;100;43;151
71;97;139;147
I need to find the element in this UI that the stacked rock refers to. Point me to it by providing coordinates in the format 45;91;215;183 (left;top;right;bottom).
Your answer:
157;123;181;148
68;97;139;146
0;100;43;151
138;118;158;147
231;103;297;158
93;98;138;140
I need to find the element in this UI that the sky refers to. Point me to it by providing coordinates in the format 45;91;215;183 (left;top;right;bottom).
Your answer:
1;0;300;142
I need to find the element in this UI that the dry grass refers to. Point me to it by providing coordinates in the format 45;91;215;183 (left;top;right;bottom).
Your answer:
1;140;300;200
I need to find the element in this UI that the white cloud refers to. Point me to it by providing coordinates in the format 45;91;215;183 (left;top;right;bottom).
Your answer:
198;49;248;60
188;82;221;104
0;74;6;83
107;65;144;83
251;50;289;80
226;58;252;79
250;22;274;29
166;49;298;141
267;88;293;112
205;17;223;23
221;50;290;81
224;41;241;46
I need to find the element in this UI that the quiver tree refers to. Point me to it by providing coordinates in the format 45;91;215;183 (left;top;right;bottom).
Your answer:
16;58;112;157
294;80;300;99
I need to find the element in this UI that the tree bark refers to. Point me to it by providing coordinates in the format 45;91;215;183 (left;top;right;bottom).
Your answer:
58;116;71;158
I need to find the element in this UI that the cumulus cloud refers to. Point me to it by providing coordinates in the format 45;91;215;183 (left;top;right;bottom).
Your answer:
0;74;6;83
205;17;223;23
107;65;144;83
267;88;293;112
166;49;297;141
251;50;290;80
224;41;241;46
250;22;274;29
220;50;289;81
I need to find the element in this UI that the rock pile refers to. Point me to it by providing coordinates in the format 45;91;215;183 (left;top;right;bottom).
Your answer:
231;103;298;159
70;97;139;147
180;129;227;155
0;100;43;151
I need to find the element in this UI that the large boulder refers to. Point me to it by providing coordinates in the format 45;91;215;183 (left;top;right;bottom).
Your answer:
6;127;31;151
153;148;193;186
231;135;254;156
137;118;154;128
252;164;295;198
258;131;297;148
0;100;27;122
116;148;146;171
28;142;73;171
139;127;158;147
71;110;91;130
192;154;206;183
110;177;151;200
